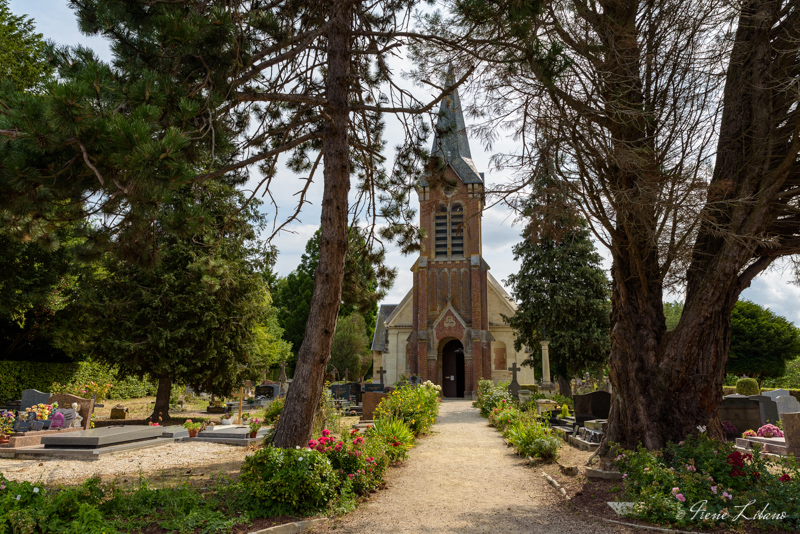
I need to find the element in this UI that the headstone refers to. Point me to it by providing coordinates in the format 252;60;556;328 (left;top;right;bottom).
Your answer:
361;392;388;421
54;408;77;428
719;395;762;435
21;389;51;410
764;389;790;401
574;391;611;419
535;398;559;415
50;411;65;429
346;382;362;404
375;366;387;385
110;405;129;420
364;383;384;393
781;412;800;457
748;395;780;426
508;362;521;400
254;384;280;400
330;384;350;400
48;393;94;431
409;375;421;387
777;396;800;418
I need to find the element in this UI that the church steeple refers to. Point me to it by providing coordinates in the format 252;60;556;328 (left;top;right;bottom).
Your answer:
423;75;483;186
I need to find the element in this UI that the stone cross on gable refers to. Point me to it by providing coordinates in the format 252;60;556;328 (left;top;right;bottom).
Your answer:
508;362;521;400
376;366;387;385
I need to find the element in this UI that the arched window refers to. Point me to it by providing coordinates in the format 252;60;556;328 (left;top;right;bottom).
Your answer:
433;203;466;258
434;204;448;257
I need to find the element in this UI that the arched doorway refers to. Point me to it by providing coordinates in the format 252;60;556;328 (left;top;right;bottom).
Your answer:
441;339;465;398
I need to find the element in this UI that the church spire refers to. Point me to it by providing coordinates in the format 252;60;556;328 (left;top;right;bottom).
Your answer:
424;70;483;186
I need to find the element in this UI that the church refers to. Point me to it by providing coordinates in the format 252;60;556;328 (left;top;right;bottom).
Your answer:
370;82;536;397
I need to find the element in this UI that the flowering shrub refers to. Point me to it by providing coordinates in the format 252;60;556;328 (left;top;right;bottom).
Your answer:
52;381;114;402
742;429;757;438
249;419;263;433
374;382;440;435
721;420;737;435
613;433;800;529
240;446;339;516
488;404;523;434
757;424;784;438
365;418;414;463
473;380;514;417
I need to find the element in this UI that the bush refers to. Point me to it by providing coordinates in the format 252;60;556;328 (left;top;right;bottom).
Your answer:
262;397;284;425
365;417;414;463
473;380;513;417
529;436;560;462
613;433;800;529
736;377;759;396
0;361;79;403
240;446;338;516
374;381;440;435
488;404;523;434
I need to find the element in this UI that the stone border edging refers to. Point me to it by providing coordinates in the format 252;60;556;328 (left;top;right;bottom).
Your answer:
248;517;327;534
593;515;699;534
538;467;569;500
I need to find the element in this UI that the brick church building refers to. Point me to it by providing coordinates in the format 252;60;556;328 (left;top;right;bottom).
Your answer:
370;82;536;397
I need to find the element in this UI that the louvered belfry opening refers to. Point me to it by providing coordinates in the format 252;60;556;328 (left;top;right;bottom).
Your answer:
435;204;448;257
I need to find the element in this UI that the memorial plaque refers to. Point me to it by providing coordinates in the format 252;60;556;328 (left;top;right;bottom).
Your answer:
21;389;50;410
719;396;762;435
364;384;385;393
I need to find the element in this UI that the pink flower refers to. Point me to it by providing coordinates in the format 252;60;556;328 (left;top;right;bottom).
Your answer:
686;465;696;472
711;486;717;494
676;493;686;502
348;474;355;479
671;487;680;494
308;439;318;448
322;429;331;437
722;491;732;500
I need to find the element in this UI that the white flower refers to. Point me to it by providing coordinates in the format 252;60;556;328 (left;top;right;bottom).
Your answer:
33;487;39;493
295;445;300;449
697;425;707;434
16;495;20;500
298;457;303;461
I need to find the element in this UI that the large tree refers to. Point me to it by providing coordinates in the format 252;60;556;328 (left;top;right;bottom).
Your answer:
728;300;800;382
413;0;800;451
505;198;610;397
0;0;52;89
329;313;371;381
82;184;273;420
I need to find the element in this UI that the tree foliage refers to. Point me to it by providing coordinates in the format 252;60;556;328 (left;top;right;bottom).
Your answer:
728;300;800;381
505;200;610;395
81;184;275;419
0;0;52;89
329;313;371;381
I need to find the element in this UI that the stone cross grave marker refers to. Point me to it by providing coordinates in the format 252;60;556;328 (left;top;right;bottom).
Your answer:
236;387;245;424
376;366;387;385
508;362;521;400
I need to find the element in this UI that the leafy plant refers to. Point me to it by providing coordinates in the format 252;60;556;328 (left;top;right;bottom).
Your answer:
374;382;440;435
365;418;414;462
735;377;759;396
262;397;284;425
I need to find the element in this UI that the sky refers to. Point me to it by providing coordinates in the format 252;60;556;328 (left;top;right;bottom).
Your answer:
9;1;800;326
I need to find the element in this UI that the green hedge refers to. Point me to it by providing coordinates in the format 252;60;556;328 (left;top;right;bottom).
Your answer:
0;360;158;404
0;361;80;403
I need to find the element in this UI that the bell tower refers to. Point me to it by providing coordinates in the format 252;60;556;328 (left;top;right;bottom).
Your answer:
409;79;492;397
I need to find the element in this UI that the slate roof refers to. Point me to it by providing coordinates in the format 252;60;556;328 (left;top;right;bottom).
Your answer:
421;77;483;187
370;304;398;352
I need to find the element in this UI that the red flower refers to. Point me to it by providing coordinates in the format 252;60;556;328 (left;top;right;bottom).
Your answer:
780;474;792;482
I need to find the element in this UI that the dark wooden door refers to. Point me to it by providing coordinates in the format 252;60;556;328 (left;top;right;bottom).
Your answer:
442;340;465;398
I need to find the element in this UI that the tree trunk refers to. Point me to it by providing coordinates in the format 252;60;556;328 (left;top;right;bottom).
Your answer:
272;0;352;448
150;376;171;423
557;374;572;397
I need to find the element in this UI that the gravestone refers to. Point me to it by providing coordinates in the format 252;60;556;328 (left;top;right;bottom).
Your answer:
330;384;350;400
783;413;800;457
375;366;387;384
719;395;762;435
41;426;164;449
777;396;800;418
764;389;790;402
345;382;362;404
508;362;522;400
49;411;65;429
364;383;385;393
361;392;388;421
53;408;77;428
255;384;280;400
110;405;129;420
574;391;611;419
48;393;94;431
748;395;780;426
21;389;50;410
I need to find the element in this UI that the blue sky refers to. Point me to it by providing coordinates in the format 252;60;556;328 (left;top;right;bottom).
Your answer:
10;1;800;326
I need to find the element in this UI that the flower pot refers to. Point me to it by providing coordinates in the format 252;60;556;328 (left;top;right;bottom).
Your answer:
221;418;233;425
0;435;9;444
188;430;199;438
249;431;257;438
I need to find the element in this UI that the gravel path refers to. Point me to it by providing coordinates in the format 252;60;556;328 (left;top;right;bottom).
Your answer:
316;399;633;534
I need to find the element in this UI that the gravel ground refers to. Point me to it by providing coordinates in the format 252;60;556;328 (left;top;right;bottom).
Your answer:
0;442;251;486
314;399;634;534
